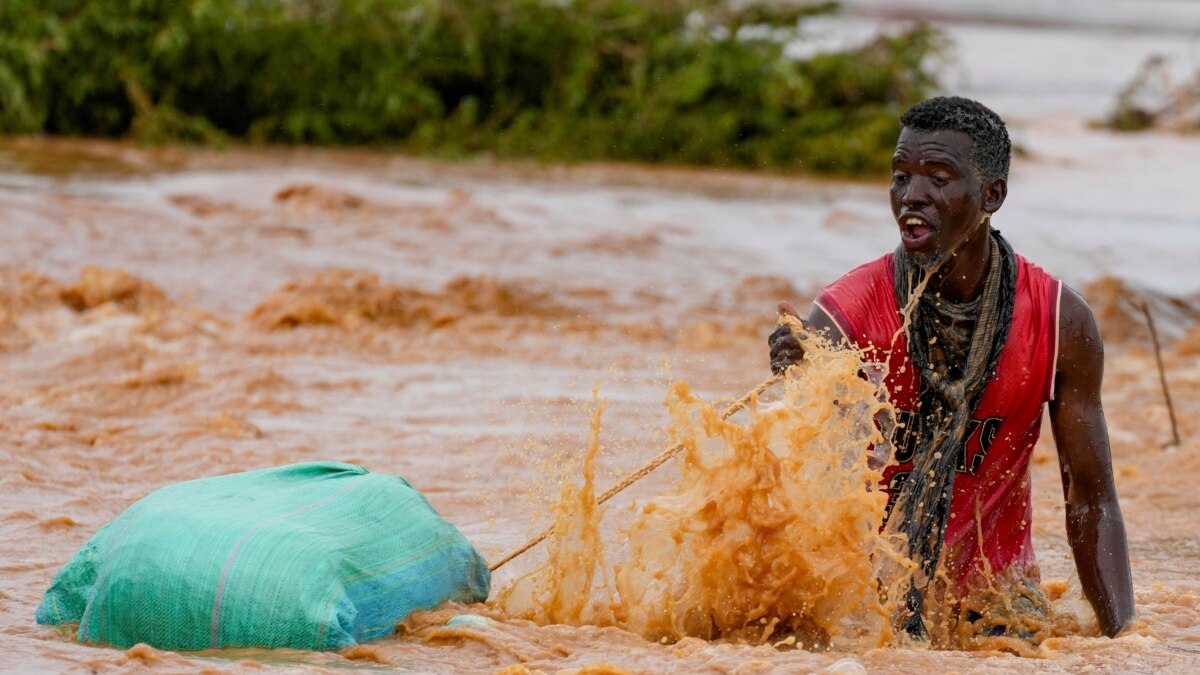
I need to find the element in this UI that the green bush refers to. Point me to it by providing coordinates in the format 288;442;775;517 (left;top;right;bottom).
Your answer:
0;0;943;174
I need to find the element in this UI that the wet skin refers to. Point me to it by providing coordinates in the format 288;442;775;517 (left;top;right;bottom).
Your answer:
767;128;1136;638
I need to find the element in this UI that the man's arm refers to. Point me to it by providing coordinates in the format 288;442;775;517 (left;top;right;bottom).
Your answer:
1049;286;1136;637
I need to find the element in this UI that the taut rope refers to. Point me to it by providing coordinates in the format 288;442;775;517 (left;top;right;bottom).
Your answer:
488;373;781;572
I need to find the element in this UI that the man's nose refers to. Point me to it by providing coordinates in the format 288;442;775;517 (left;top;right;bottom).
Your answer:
901;177;930;208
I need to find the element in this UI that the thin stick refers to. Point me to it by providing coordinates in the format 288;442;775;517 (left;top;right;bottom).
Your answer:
1140;299;1180;448
488;373;781;572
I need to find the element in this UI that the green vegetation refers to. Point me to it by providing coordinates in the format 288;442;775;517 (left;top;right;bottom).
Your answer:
0;1;943;174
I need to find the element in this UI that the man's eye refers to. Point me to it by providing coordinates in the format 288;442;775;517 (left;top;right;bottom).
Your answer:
931;175;950;187
892;173;908;184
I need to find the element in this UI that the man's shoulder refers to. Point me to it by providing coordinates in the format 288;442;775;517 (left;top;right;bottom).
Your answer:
1012;251;1059;286
820;253;895;296
814;253;898;344
1058;284;1103;348
1050;283;1105;402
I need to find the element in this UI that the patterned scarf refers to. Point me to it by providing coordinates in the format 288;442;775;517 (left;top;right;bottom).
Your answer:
888;227;1017;637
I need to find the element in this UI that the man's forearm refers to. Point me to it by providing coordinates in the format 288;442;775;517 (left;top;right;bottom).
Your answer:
1066;500;1136;637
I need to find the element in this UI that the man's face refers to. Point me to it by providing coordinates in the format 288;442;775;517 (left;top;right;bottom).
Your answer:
889;128;986;269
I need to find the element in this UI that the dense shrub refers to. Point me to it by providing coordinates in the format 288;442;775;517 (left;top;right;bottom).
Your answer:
0;0;943;174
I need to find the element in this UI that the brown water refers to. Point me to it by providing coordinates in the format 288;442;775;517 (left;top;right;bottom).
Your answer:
1;138;1199;673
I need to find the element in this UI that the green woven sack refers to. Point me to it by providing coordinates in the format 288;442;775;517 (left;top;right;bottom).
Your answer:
36;462;490;650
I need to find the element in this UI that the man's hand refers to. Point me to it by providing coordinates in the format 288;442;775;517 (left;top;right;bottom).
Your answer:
768;302;808;374
768;300;847;374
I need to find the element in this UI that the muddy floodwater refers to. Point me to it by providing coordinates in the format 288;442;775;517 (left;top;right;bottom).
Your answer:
2;10;1200;667
0;126;1197;673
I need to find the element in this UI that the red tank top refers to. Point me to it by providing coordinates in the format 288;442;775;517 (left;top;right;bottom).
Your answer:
814;253;1062;588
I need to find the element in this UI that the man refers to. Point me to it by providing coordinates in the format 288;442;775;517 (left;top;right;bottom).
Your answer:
768;97;1134;642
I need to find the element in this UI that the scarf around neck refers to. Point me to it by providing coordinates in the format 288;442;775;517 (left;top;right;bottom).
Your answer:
887;227;1018;637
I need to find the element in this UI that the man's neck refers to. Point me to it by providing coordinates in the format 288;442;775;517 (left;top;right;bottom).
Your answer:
928;226;992;304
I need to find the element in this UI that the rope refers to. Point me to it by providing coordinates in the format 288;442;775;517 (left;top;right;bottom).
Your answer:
488;373;781;572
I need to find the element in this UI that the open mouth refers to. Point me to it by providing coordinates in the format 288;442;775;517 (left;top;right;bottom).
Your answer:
898;215;935;249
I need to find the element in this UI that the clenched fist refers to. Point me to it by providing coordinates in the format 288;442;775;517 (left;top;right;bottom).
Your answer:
768;301;809;375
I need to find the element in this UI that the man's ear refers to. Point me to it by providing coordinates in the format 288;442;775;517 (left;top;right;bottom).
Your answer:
983;178;1007;214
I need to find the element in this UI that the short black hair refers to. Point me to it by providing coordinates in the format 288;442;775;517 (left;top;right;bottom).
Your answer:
899;96;1011;184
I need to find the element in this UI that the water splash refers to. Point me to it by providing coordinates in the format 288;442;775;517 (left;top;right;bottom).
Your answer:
498;330;910;649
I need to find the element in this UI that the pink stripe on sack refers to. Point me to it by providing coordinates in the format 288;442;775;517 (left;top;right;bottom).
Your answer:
210;475;366;648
